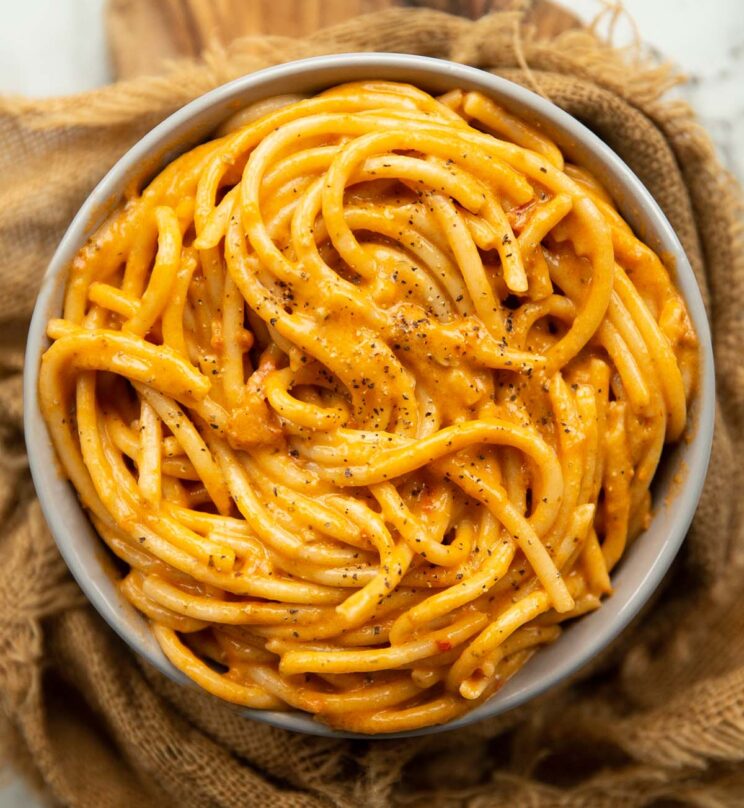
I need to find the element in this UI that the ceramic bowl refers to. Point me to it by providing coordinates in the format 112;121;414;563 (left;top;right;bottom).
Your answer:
24;53;715;738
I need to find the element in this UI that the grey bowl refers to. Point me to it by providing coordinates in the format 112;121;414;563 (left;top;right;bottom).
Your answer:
23;53;715;739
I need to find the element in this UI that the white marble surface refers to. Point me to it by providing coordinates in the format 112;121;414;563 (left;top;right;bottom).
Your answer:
0;1;742;806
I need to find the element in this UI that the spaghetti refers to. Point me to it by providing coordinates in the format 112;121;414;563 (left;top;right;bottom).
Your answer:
39;81;698;733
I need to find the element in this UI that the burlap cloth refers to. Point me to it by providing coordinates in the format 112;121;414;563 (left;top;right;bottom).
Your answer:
1;6;742;806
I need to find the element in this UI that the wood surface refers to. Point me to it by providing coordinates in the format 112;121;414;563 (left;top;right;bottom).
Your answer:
106;0;579;79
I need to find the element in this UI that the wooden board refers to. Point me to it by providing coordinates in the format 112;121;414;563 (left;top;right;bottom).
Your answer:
106;0;579;79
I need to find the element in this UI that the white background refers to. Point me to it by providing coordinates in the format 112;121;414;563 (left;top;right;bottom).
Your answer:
0;1;742;805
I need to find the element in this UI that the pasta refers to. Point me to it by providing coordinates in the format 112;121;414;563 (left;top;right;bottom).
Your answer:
39;81;699;733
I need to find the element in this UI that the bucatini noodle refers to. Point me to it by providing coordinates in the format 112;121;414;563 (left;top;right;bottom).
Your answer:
40;81;698;733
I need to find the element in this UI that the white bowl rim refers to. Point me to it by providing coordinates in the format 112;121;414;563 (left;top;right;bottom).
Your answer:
23;52;715;740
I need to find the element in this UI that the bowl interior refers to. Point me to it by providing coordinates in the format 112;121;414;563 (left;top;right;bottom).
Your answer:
24;53;715;739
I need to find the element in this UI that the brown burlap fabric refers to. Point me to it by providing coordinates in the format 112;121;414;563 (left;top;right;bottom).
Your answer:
1;7;742;806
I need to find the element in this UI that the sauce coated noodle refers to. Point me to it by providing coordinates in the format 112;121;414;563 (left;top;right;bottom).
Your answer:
40;82;698;733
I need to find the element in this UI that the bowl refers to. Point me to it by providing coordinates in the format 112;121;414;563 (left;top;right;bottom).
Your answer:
23;53;715;739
